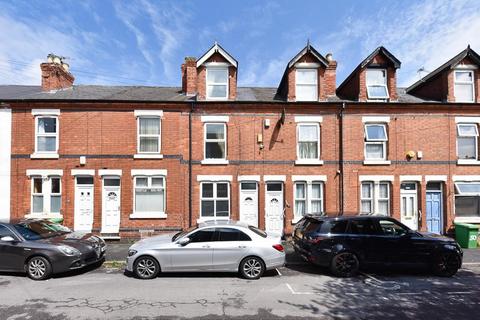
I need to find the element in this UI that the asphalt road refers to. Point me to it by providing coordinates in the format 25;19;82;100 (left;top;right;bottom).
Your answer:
1;262;480;320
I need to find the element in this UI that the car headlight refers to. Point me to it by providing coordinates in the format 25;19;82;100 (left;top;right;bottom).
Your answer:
59;245;81;256
128;249;138;257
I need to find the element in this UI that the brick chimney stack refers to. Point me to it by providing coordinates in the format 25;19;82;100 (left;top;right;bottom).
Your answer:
181;57;197;96
40;54;74;91
324;53;337;97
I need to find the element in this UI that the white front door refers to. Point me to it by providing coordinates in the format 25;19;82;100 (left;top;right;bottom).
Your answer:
74;177;94;232
101;177;121;234
239;182;258;227
265;182;284;238
400;182;418;230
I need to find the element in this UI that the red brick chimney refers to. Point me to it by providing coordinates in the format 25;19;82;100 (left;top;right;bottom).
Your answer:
181;57;197;96
40;54;74;91
324;53;337;97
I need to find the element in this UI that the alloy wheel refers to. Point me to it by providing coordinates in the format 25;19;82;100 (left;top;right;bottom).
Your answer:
436;253;460;276
135;257;158;279
28;258;47;279
332;252;359;277
242;258;263;279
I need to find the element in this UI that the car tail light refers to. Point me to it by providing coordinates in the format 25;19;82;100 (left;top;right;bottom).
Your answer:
272;244;284;252
306;235;327;244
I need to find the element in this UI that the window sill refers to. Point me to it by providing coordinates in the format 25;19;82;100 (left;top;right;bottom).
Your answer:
295;159;324;166
129;213;167;219
201;159;229;165
134;154;164;159
363;160;391;165
454;217;480;223
457;159;480;165
30;153;59;159
25;213;63;219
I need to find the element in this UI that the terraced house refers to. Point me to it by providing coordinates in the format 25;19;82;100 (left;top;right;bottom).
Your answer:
1;43;480;239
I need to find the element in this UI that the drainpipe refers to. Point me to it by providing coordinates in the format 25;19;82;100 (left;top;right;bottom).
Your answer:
188;101;194;227
339;102;346;216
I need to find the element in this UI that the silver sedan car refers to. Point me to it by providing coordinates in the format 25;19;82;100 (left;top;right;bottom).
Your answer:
126;221;285;280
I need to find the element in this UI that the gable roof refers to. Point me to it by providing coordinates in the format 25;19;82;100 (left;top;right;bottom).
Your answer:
196;42;238;68
337;46;401;94
406;45;480;93
276;43;329;99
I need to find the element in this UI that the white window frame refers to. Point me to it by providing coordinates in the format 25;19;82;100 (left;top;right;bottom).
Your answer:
34;116;59;155
293;181;324;220
454;181;480;222
364;123;388;161
295;68;318;101
200;181;230;219
204;122;227;161
296;123;320;161
457;123;478;160
137;116;161;154
360;181;390;216
366;69;389;100
132;175;166;218
30;176;62;216
454;70;475;103
206;67;229;100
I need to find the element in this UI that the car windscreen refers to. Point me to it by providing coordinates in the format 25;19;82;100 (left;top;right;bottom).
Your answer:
12;221;71;240
248;225;267;238
172;226;198;241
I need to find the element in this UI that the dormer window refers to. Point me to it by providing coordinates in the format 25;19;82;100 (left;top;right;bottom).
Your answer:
206;67;228;100
366;69;389;100
296;69;318;101
454;70;475;102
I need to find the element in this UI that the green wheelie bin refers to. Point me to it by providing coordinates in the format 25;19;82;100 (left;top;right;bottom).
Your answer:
455;223;479;248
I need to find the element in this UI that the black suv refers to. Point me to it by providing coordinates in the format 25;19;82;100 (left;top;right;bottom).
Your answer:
293;215;463;277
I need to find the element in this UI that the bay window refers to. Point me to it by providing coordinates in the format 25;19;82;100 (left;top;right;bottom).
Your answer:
201;182;230;219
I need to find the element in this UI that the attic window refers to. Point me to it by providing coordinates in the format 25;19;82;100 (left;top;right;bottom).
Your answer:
206;67;228;99
454;70;475;103
366;69;389;100
296;69;318;101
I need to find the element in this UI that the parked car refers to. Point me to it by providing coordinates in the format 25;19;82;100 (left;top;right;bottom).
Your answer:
126;220;285;280
293;215;463;277
0;219;106;280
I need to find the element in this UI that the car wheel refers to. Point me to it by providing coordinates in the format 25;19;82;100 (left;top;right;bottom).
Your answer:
433;252;461;277
134;256;160;279
26;256;52;281
330;252;359;277
239;256;265;280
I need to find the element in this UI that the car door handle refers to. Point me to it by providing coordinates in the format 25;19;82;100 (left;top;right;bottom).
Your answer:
202;245;210;248
238;246;247;248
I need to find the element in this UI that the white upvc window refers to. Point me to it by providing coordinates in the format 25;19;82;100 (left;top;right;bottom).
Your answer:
133;176;166;216
454;182;480;219
35;116;58;154
204;123;227;160
31;176;61;215
206;67;228;99
200;182;230;219
366;69;389;100
297;123;320;160
454;70;475;103
296;69;318;101
294;181;324;219
360;181;390;216
364;123;388;160
137;116;161;154
457;123;478;160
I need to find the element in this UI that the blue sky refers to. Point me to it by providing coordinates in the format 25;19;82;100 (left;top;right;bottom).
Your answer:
0;0;479;88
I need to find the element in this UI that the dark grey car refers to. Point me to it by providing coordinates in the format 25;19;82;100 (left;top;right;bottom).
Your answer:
0;219;106;280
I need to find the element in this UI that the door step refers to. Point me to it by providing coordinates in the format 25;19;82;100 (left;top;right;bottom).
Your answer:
100;233;121;240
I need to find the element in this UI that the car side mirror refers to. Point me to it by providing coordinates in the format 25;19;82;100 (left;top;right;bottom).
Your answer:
177;237;190;246
0;236;15;242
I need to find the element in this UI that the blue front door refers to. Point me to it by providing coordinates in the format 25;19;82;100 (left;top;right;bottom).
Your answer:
426;192;442;234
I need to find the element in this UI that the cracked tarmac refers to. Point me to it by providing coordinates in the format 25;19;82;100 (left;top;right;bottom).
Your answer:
1;264;480;319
